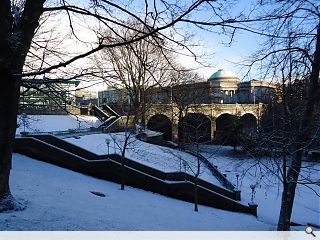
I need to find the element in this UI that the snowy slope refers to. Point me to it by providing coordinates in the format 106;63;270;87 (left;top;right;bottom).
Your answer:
1;154;272;230
7;115;318;231
66;134;320;229
16;115;101;134
197;145;320;228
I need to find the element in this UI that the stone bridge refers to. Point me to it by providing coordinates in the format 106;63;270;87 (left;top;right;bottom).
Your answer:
145;103;264;142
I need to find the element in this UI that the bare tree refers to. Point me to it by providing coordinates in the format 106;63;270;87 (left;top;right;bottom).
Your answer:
108;116;137;190
5;1;309;223
179;113;212;211
1;0;238;210
93;20;175;127
0;0;45;210
233;0;320;230
170;68;207;128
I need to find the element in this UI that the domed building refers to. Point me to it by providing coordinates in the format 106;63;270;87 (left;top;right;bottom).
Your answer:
97;68;277;109
208;69;240;103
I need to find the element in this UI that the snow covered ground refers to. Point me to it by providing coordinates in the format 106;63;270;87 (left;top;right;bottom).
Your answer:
16;115;101;134
2;154;272;230
5;114;319;231
195;145;320;229
65;133;320;230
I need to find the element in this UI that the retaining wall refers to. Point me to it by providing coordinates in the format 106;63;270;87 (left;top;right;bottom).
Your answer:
14;135;253;214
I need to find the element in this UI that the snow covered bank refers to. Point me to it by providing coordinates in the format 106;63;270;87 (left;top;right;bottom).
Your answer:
64;133;320;230
197;145;320;229
16;115;101;134
2;154;272;230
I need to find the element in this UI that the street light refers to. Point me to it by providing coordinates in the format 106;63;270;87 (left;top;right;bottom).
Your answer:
105;138;110;155
21;113;27;132
236;173;239;189
183;160;187;181
250;184;256;203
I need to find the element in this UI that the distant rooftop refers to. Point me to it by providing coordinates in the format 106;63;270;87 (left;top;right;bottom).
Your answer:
208;69;239;81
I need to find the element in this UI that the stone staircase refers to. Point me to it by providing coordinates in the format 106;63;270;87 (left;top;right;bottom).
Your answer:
14;134;257;215
91;104;120;129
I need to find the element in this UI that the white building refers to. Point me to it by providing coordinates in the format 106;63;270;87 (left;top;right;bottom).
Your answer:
208;69;277;104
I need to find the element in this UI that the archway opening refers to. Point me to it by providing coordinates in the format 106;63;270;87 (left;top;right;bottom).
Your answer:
179;113;211;143
240;113;257;134
215;113;241;146
147;114;172;141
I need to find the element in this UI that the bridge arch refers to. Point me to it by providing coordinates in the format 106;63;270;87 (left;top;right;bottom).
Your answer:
215;113;240;145
240;113;257;133
179;113;211;143
215;113;258;145
147;114;172;140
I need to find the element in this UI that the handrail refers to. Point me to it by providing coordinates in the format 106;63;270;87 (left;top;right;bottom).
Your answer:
16;128;102;138
91;105;120;129
185;149;236;191
101;104;120;117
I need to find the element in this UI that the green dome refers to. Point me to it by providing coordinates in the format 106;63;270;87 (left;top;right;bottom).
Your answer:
208;69;239;80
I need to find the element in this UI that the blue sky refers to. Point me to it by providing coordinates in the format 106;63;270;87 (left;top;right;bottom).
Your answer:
46;0;264;87
174;0;261;80
85;0;261;79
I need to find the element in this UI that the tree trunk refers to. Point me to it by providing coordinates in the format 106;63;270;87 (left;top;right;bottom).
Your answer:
0;0;44;211
0;3;21;209
120;131;130;190
277;23;320;231
277;181;289;230
0;70;21;211
194;144;200;212
120;147;126;190
140;88;146;127
194;176;198;212
277;147;303;231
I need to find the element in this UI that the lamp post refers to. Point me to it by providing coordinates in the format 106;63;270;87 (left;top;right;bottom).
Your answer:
183;160;187;181
105;138;110;155
250;184;256;203
236;173;239;189
249;184;258;217
21;113;27;132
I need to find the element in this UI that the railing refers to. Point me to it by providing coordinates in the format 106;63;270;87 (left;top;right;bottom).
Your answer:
185;149;237;192
18;104;80;115
101;104;120;117
17;127;102;138
91;105;120;129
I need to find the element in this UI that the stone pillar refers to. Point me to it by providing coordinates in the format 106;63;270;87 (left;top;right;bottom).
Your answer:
234;190;241;201
248;203;258;217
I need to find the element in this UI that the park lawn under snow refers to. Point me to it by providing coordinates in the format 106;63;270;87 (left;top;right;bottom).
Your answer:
65;133;320;230
16;115;101;134
0;153;273;231
8;114;319;230
64;133;223;187
194;145;320;229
